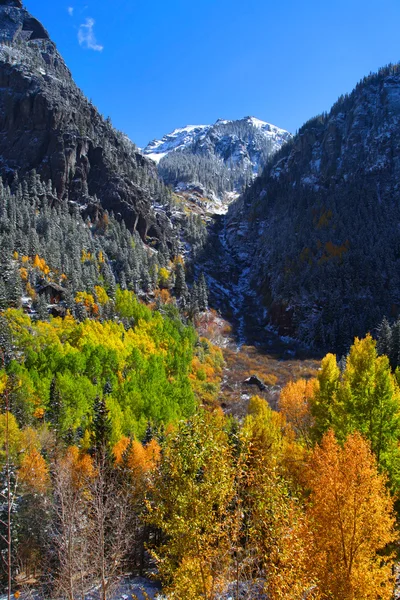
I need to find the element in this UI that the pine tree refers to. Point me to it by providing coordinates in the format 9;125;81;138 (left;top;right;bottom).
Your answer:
198;273;208;311
174;263;187;298
6;266;22;308
142;421;154;445
103;380;112;396
92;396;112;456
390;319;400;369
377;317;392;359
34;294;49;321
0;280;7;310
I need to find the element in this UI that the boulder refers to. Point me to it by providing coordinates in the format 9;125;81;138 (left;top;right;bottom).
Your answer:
243;375;267;391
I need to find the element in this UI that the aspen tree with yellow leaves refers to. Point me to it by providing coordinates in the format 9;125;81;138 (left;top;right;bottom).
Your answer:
147;411;235;600
306;430;397;600
237;396;319;600
279;377;317;446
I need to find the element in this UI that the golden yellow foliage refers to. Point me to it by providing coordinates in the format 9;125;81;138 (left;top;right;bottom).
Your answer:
167;555;215;600
0;372;7;395
306;430;396;600
19;267;28;281
75;291;95;307
75;291;100;315
32;254;51;275
158;267;170;288
81;249;93;263
174;255;185;266
279;378;317;444
0;411;23;462
145;438;161;470
94;285;109;306
25;282;36;300
19;448;50;493
155;288;173;304
148;413;234;599
239;401;319;599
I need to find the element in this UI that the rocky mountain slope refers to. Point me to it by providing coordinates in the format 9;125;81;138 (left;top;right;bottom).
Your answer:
223;64;400;351
3;0;400;357
0;0;173;244
143;117;291;204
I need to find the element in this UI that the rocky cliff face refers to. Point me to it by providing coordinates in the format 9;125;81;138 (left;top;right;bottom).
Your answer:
0;0;172;243
225;64;400;351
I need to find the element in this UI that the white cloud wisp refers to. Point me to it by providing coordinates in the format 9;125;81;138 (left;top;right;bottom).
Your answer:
78;17;103;52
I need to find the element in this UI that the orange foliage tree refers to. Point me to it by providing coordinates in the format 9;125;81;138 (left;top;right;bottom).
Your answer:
19;448;50;494
306;430;396;600
279;378;317;445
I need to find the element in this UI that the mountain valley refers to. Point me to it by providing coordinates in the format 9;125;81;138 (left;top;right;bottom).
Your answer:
0;1;400;598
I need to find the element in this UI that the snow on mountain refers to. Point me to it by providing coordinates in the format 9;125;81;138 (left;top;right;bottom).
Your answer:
143;124;211;162
143;117;290;166
247;116;288;135
142;116;292;205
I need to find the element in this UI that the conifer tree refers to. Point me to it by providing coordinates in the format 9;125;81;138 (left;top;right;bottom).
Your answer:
390;318;400;369
34;294;49;321
377;317;392;358
92;396;112;456
6;266;21;308
0;280;7;311
174;263;187;298
198;273;208;311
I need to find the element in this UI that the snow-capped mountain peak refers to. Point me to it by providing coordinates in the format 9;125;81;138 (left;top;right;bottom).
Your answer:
245;116;288;135
142;116;291;165
142;116;292;204
143;124;211;163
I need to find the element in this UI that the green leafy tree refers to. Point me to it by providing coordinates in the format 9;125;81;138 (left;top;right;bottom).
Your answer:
310;335;400;490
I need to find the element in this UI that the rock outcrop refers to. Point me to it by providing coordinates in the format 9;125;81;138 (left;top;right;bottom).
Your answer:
0;2;172;244
243;375;267;391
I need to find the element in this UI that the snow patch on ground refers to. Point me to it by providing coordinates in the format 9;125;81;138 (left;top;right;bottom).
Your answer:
145;152;167;164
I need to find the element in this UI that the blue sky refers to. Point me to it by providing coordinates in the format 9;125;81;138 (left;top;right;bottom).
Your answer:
24;0;400;147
